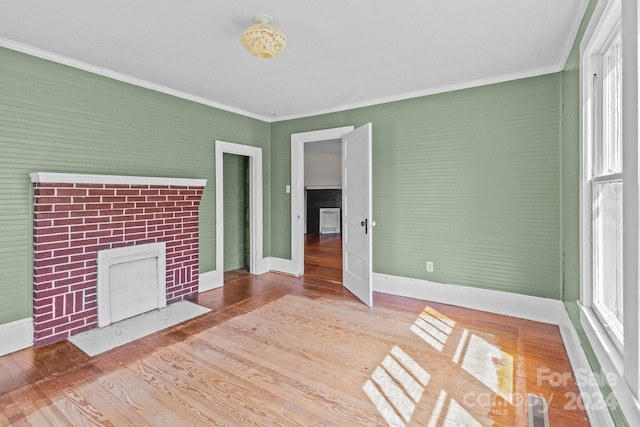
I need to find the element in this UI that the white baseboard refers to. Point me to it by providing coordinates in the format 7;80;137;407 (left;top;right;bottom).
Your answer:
198;270;223;292
578;304;640;426
372;273;565;325
266;257;300;276
198;258;296;293
558;308;616;427
198;258;291;293
0;317;33;356
254;258;271;275
0;270;223;357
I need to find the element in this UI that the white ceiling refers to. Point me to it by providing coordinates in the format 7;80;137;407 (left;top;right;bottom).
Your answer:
0;0;587;122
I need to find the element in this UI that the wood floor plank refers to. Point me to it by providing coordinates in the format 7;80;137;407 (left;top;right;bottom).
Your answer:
17;383;72;427
0;234;590;426
196;329;385;424
0;393;19;426
149;346;321;425
175;338;346;425
142;348;273;425
122;359;230;426
6;386;52;427
70;372;154;427
97;367;203;426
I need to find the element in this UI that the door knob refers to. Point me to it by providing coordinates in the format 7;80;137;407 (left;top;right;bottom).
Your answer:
361;219;368;234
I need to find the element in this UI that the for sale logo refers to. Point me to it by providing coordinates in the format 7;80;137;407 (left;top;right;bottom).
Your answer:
536;367;619;411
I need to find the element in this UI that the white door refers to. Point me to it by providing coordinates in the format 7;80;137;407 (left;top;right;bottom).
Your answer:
342;123;373;306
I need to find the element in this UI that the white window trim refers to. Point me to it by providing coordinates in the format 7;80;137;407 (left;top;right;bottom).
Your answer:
581;0;624;354
579;0;640;423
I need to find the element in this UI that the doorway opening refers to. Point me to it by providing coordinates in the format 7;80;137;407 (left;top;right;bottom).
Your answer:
304;139;343;235
290;126;354;276
223;153;250;271
213;141;265;289
291;124;373;306
303;139;344;278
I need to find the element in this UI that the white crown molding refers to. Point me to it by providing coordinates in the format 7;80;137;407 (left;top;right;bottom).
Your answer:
0;38;270;122
271;65;563;122
30;172;206;187
2;38;566;125
559;0;591;68
0;317;33;357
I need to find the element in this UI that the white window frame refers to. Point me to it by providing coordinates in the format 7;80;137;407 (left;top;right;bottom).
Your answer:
585;19;624;352
581;0;623;351
579;0;640;420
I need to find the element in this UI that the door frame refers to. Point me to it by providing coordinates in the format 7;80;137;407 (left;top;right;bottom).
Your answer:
215;140;266;285
290;126;354;276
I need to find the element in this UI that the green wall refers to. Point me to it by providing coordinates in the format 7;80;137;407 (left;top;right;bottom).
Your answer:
0;46;270;324
561;68;581;303
271;74;562;299
223;153;249;271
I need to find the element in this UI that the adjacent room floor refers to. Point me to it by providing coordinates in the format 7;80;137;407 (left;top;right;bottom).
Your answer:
0;234;589;426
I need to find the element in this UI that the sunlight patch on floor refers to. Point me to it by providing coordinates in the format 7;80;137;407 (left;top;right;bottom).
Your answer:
371;366;417;422
410;306;455;352
427;389;448;427
390;346;430;388
363;345;430;426
443;398;483;427
363;379;407;427
365;305;516;426
461;334;514;403
452;328;470;364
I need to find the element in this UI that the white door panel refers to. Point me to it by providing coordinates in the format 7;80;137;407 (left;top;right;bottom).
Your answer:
342;123;373;306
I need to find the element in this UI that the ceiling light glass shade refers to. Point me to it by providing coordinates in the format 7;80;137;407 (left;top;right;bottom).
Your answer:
241;14;287;59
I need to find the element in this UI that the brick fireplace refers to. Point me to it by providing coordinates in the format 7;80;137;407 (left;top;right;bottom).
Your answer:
30;173;207;346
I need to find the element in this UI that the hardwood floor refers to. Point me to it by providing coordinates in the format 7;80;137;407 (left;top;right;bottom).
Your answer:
0;234;590;426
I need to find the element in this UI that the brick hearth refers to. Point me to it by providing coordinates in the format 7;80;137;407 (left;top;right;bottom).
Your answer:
30;173;206;346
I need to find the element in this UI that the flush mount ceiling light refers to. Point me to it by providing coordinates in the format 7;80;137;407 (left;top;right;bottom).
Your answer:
241;13;287;59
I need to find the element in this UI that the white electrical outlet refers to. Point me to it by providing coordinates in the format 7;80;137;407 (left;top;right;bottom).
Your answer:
426;261;434;272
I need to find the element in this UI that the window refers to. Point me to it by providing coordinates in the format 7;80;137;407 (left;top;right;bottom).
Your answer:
579;0;640;421
584;8;623;351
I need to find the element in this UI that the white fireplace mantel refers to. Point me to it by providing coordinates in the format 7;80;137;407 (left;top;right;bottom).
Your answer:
30;172;206;187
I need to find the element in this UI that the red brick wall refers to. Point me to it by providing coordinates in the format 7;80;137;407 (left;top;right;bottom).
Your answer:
32;183;204;346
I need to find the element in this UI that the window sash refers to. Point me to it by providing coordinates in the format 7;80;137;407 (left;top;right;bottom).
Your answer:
594;33;623;178
591;177;624;349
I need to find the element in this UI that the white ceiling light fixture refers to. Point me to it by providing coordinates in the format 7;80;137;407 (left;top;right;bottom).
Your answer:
241;13;287;59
